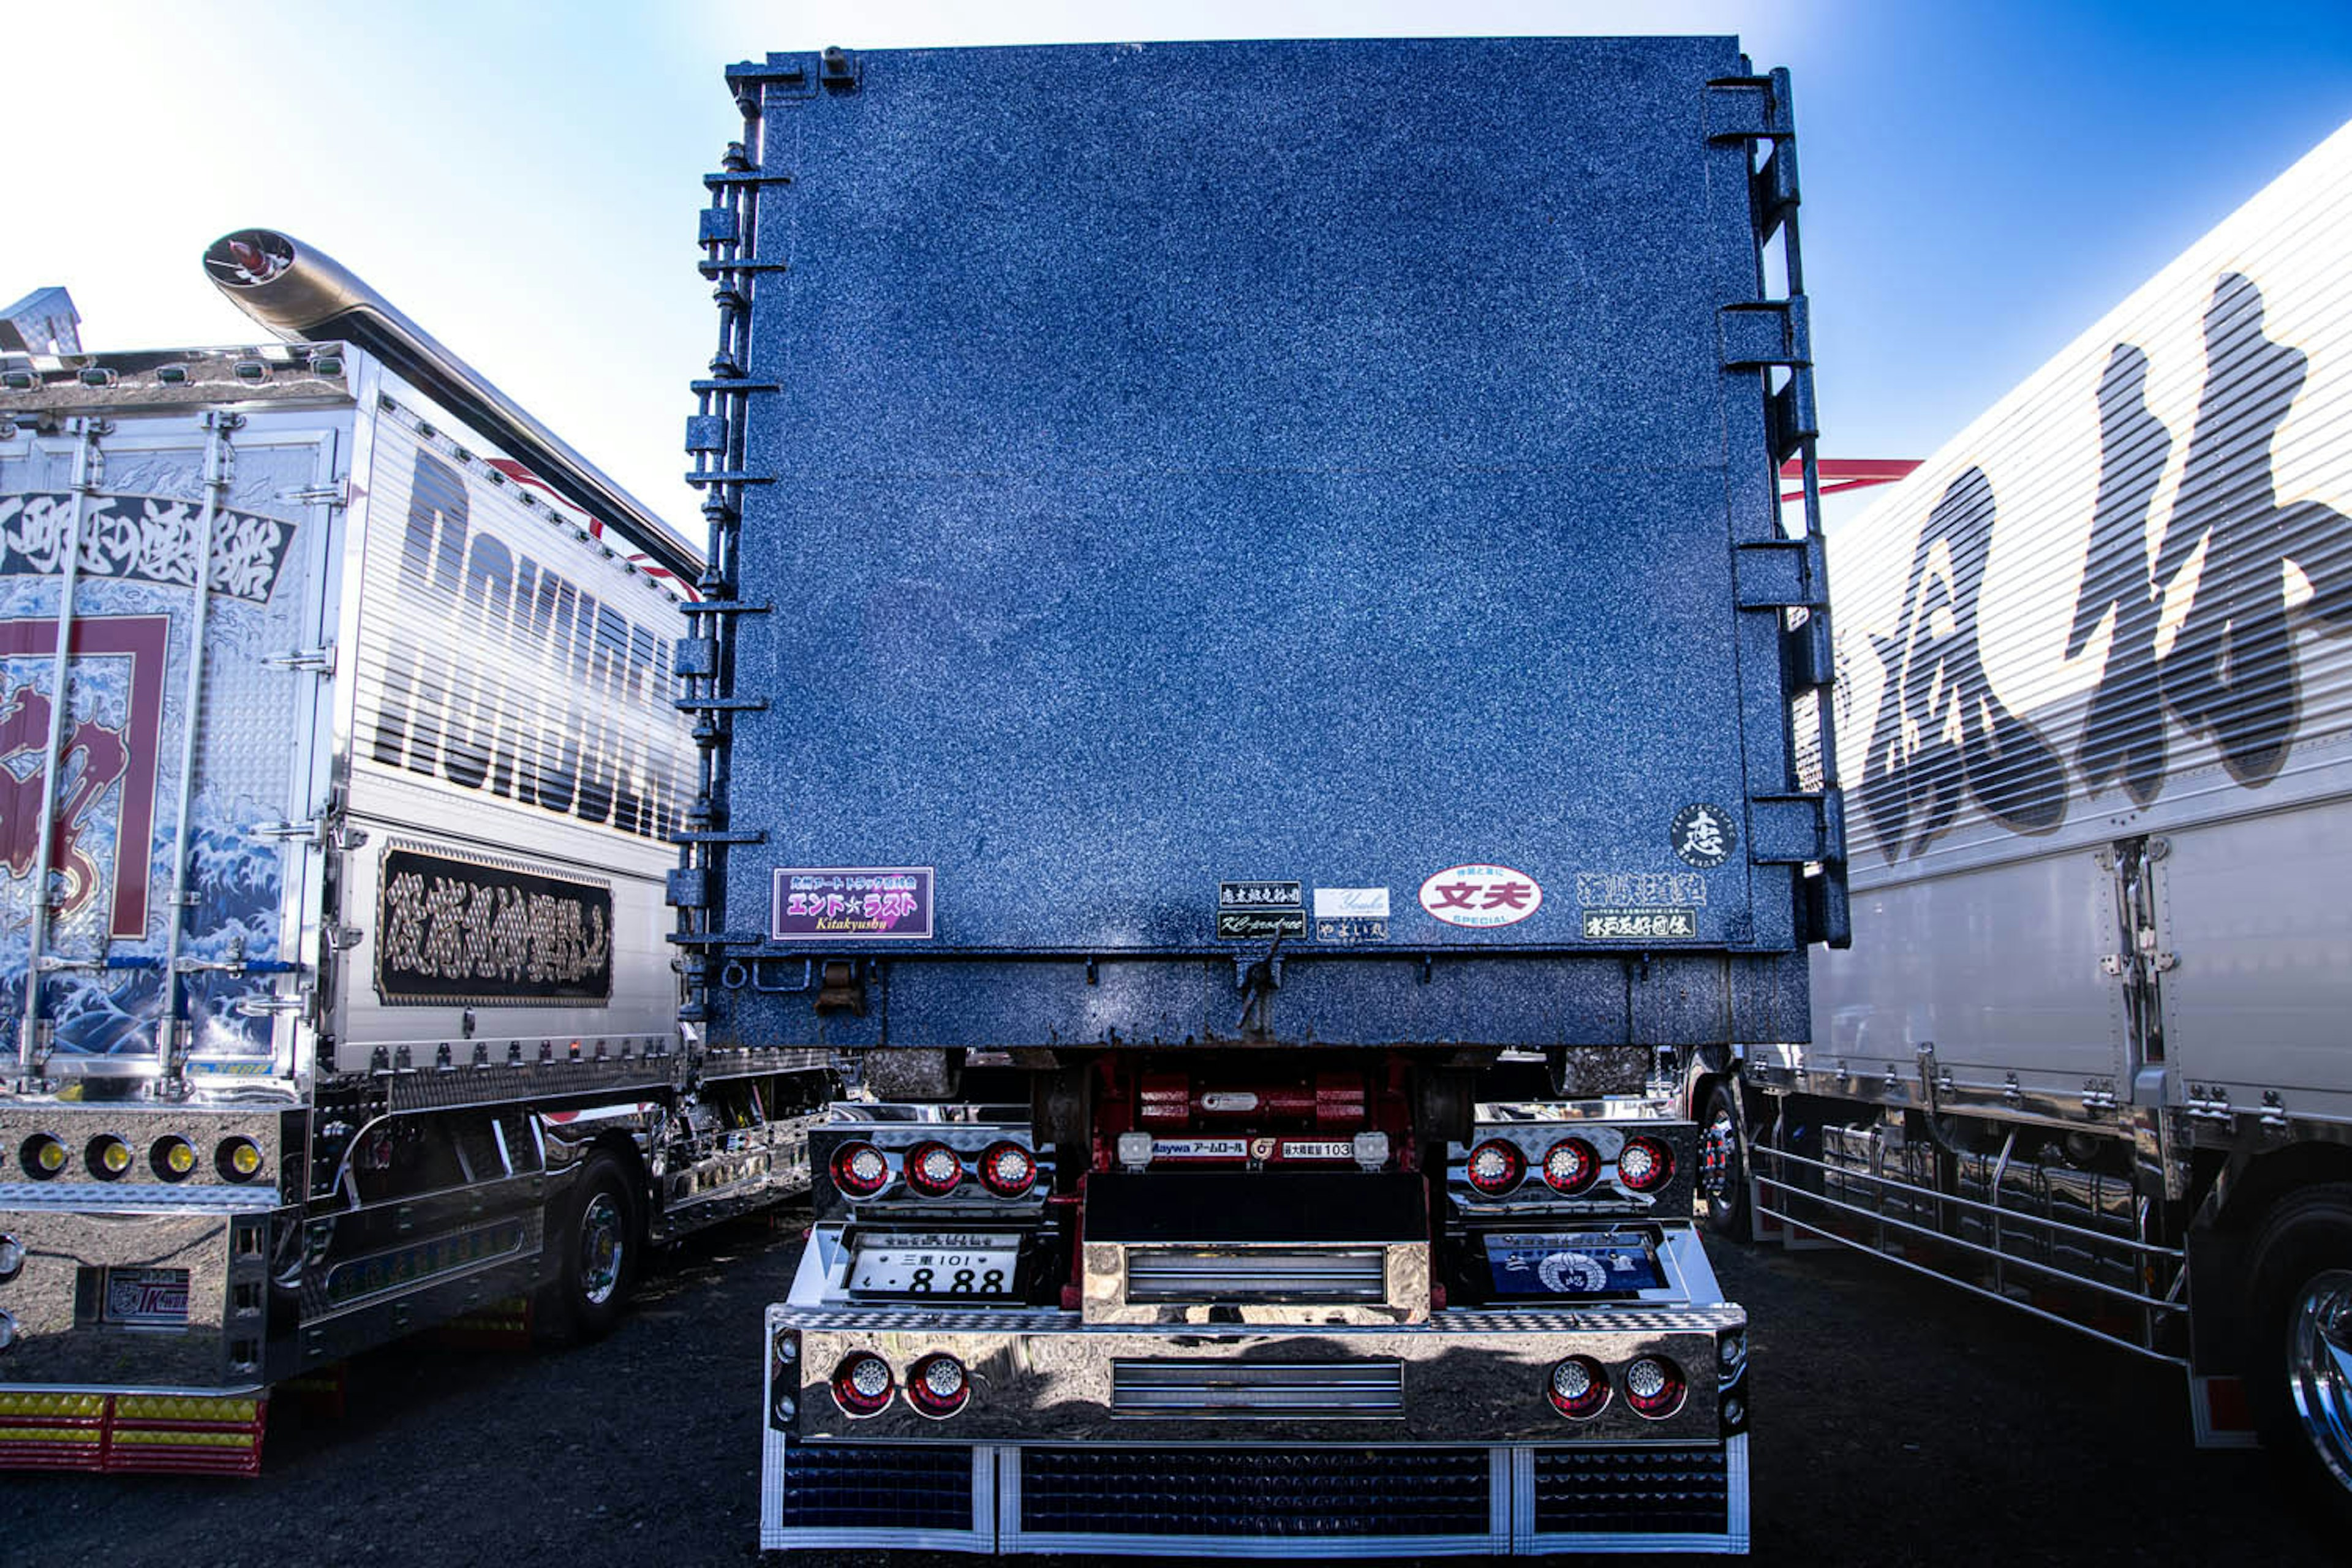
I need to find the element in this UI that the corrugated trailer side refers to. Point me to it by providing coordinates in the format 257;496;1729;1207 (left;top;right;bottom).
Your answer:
1732;121;2352;1518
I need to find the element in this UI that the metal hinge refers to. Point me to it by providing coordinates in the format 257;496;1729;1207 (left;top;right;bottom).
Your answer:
2185;1084;2233;1121
327;925;364;951
235;986;312;1019
2081;1079;2119;1114
277;480;349;508
2260;1090;2289;1131
254;816;325;845
261;644;336;676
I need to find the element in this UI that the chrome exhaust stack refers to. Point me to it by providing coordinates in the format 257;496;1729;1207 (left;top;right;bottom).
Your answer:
201;228;698;583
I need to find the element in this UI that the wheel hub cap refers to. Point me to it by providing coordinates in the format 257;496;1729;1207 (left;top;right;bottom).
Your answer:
2288;1268;2352;1489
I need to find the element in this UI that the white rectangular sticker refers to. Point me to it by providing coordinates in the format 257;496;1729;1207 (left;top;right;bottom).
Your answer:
1313;886;1391;918
1149;1138;1248;1160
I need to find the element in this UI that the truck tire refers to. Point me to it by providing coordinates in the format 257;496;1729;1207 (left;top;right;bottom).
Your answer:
2245;1183;2352;1522
1698;1080;1750;1241
540;1152;639;1344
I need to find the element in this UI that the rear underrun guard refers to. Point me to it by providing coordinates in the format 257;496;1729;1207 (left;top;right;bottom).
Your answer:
760;1434;1748;1556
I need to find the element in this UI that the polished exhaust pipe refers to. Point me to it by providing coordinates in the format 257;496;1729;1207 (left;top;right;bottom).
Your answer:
203;228;698;582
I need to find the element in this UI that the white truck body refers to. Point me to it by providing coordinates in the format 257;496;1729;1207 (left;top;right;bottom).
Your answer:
1722;120;2352;1504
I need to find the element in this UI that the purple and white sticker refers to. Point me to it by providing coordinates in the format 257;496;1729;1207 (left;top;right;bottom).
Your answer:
771;867;934;940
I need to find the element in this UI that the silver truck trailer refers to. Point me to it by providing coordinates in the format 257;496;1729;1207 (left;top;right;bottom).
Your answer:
0;232;828;1472
1700;120;2352;1513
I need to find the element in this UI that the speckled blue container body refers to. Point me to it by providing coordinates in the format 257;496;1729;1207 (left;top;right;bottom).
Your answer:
710;37;1815;1050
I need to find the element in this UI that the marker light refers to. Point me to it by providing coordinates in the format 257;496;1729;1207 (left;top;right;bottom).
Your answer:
1624;1354;1687;1419
831;1351;894;1417
217;1137;265;1182
153;1136;198;1182
978;1141;1037;1198
22;1136;67;1180
831;1140;891;1199
906;1352;971;1418
1465;1138;1525;1196
1547;1355;1610;1419
1617;1136;1675;1193
903;1140;963;1197
1540;1137;1601;1196
88;1136;133;1180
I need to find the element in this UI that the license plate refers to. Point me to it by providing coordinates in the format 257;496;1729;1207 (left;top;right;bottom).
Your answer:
1484;1231;1664;1298
847;1232;1020;1299
102;1267;191;1325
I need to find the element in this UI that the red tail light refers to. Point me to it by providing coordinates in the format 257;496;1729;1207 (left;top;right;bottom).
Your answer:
906;1352;971;1418
1547;1355;1610;1419
831;1140;891;1198
978;1140;1037;1198
905;1140;964;1196
1624;1354;1687;1419
1617;1135;1674;1193
831;1352;894;1417
1540;1137;1600;1195
1464;1138;1525;1195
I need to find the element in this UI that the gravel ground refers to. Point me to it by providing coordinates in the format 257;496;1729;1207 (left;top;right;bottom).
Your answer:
10;1208;2338;1567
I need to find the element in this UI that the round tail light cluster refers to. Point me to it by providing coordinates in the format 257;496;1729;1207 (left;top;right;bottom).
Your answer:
831;1140;891;1199
829;1350;974;1419
1617;1136;1675;1193
1546;1355;1610;1419
978;1140;1037;1198
1465;1138;1525;1195
1624;1354;1688;1419
831;1351;894;1417
903;1140;964;1197
907;1353;971;1418
1540;1137;1600;1196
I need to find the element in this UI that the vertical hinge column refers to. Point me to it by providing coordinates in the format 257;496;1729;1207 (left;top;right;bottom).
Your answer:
158;410;244;1092
674;58;807;1033
17;416;108;1084
1707;66;1847;948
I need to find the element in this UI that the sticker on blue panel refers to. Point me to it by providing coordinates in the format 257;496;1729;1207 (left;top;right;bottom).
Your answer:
1483;1231;1665;1298
1670;804;1736;868
1313;886;1390;943
1417;864;1542;927
1218;880;1303;940
1581;908;1698;940
771;867;934;940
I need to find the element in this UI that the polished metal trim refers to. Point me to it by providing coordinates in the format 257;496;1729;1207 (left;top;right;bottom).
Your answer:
1109;1357;1406;1418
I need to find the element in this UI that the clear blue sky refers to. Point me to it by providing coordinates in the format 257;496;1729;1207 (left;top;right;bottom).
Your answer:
10;2;2351;535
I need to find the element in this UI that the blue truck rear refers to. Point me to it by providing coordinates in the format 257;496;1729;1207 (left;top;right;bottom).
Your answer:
675;36;1837;1555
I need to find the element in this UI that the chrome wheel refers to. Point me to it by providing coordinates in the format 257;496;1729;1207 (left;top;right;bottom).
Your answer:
2287;1268;2352;1491
579;1191;627;1307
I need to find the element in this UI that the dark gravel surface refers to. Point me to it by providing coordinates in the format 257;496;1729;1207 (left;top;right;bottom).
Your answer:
10;1208;2339;1567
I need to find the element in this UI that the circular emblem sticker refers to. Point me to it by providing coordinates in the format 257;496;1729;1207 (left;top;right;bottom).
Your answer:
1670;804;1736;869
1418;864;1543;928
1537;1251;1610;1294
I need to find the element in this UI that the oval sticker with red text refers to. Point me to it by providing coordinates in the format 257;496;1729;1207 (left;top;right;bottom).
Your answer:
1418;864;1543;928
